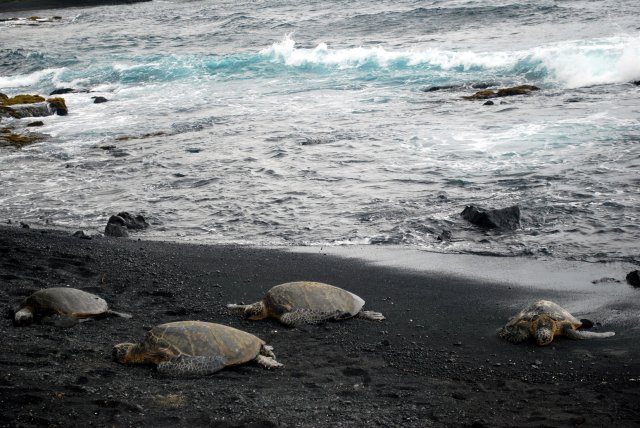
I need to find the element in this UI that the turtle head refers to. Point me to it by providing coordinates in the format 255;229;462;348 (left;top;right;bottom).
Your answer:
245;302;268;320
227;301;268;320
13;306;34;326
112;342;136;364
532;315;555;346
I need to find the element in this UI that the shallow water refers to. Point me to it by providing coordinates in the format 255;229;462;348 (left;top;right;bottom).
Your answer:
1;0;639;264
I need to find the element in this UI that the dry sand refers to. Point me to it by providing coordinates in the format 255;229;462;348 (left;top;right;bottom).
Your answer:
1;225;639;427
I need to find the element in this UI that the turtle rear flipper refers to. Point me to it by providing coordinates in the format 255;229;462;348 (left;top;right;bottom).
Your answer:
157;355;227;377
563;326;615;340
357;310;386;321
255;354;283;369
106;309;133;319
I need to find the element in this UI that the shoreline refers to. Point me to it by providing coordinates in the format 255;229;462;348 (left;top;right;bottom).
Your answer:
1;224;639;426
0;0;150;13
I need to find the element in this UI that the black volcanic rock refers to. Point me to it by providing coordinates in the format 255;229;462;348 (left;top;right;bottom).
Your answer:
104;212;149;237
116;212;149;230
50;88;75;95
461;205;521;230
627;270;640;287
105;216;128;237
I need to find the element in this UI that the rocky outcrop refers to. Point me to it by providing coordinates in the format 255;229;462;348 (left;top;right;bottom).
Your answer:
463;85;540;100
461;205;521;230
92;96;108;104
104;212;149;237
0;94;68;118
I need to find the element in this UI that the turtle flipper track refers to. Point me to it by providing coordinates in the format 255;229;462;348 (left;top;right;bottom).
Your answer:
356;310;385;321
157;355;227;377
106;310;133;319
563;327;615;340
226;303;249;311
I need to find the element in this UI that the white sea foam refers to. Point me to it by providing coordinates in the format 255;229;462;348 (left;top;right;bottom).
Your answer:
261;34;640;88
532;35;640;88
0;68;65;89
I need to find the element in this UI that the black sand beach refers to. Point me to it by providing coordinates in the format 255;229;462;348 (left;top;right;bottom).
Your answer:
1;225;639;427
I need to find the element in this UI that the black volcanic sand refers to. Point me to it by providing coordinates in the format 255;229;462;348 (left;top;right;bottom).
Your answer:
1;226;639;427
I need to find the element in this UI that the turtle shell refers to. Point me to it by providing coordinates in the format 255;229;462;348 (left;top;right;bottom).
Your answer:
21;287;109;319
264;281;365;317
507;300;581;327
145;321;264;366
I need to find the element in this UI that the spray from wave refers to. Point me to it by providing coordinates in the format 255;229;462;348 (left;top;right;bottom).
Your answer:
260;34;640;88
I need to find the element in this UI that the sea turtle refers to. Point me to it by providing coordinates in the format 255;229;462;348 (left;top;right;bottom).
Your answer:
14;287;131;326
498;300;615;346
227;281;385;326
113;321;282;376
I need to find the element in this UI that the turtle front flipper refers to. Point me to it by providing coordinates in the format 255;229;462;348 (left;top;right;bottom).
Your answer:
157;355;227;377
279;309;346;326
356;310;386;321
563;326;615;340
41;314;80;328
498;325;530;343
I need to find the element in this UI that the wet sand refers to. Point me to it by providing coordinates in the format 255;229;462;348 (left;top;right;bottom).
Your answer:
1;225;639;427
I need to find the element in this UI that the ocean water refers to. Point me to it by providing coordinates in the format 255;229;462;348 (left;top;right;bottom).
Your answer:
1;0;639;264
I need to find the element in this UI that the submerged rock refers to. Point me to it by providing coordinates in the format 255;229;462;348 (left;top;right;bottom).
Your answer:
0;127;46;147
92;96;108;104
461;205;521;230
423;85;459;92
626;270;640;288
50;88;75;95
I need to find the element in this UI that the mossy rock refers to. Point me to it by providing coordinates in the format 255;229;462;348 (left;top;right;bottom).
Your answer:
462;90;496;100
0;128;44;147
464;85;540;101
46;97;68;115
496;85;540;97
0;94;46;106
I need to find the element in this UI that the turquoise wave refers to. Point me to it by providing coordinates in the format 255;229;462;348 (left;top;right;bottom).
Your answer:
2;35;639;92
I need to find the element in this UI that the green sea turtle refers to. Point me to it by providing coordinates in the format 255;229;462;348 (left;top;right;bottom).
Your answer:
113;321;282;376
499;300;615;346
227;281;385;326
14;287;131;326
